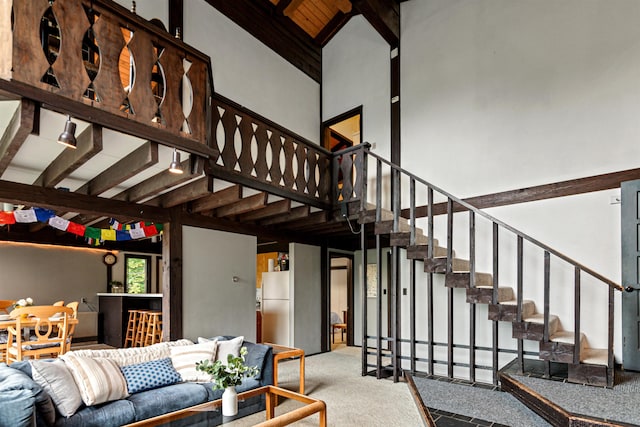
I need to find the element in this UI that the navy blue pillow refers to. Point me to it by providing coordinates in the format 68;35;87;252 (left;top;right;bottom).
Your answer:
120;358;182;394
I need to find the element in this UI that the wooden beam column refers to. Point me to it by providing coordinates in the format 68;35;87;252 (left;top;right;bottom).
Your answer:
162;207;184;341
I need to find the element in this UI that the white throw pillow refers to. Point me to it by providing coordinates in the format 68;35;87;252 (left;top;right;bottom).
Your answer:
30;359;83;418
215;336;244;366
66;339;193;367
170;340;218;382
62;355;129;406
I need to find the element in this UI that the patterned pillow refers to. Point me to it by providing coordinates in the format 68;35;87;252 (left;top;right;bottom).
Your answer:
170;340;218;382
62;355;129;406
120;358;182;394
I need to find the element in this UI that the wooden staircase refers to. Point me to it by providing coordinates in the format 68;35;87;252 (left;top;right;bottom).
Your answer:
361;204;613;387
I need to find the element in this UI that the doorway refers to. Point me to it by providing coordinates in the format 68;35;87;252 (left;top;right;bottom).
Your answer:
329;253;354;350
322;107;362;152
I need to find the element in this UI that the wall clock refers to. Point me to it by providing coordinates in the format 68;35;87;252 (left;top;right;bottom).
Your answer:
103;252;117;266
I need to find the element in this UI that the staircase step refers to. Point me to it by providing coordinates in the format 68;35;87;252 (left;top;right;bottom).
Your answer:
445;272;493;288
568;360;610;387
375;218;417;234
512;313;559;340
539;332;586;363
359;205;394;224
488;299;535;321
466;285;514;304
425;257;470;273
579;348;609;366
390;231;432;247
406;244;446;259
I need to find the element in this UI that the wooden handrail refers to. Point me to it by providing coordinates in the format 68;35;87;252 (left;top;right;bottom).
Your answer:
335;144;624;293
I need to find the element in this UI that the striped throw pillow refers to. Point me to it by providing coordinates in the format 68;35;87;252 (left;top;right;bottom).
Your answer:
62;355;129;405
170;340;218;382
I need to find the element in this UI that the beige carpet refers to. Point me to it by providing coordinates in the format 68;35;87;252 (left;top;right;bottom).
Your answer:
229;346;424;426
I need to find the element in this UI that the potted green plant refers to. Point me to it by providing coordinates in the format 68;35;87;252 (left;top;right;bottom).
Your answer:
196;346;259;416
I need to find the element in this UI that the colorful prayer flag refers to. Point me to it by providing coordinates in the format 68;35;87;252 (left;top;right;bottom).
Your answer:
101;229;116;241
84;227;101;240
129;227;145;239
13;209;37;223
0;212;15;225
67;222;86;236
48;216;70;231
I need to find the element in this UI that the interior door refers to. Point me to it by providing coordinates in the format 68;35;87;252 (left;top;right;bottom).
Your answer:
621;180;640;371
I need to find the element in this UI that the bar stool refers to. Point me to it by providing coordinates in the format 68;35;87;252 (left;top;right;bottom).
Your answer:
124;310;143;348
133;310;151;347
144;311;162;346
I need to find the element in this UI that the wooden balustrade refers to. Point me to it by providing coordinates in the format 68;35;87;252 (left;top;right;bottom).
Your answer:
210;93;332;209
0;0;211;150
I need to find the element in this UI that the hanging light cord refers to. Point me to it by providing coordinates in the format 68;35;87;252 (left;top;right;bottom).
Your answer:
344;214;361;235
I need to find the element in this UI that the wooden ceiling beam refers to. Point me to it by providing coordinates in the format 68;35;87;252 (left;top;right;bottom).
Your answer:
315;10;352;46
282;0;304;17
190;184;242;213
284;210;329;229
0;179;170;222
76;141;158;196
0;99;38;175
238;198;291;221
33;125;103;188
352;0;399;47
259;205;310;226
216;192;268;217
147;176;213;208
204;0;321;82
113;157;203;203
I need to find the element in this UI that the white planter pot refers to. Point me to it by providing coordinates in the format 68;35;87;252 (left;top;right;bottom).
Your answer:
222;386;238;416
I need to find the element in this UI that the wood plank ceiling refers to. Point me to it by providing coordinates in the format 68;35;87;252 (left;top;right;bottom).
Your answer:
203;0;401;82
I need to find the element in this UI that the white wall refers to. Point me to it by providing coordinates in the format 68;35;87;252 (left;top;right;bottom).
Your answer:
184;0;320;142
291;243;322;355
323;16;391;158
0;241;107;309
182;226;257;342
400;0;638;362
113;0;169;30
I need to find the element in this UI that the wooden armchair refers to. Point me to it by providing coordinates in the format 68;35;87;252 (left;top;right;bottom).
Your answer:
6;305;74;364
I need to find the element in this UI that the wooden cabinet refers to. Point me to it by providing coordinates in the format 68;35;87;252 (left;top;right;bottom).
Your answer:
256;252;278;289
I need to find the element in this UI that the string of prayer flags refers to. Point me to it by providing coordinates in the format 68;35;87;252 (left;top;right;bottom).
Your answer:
0;207;163;246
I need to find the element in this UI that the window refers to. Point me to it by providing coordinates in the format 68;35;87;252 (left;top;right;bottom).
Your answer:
125;254;151;294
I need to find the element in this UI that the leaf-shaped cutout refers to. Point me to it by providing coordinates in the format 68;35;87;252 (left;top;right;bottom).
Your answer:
40;7;60;66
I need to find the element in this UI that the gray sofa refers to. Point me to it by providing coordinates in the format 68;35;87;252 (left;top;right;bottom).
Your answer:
0;339;273;427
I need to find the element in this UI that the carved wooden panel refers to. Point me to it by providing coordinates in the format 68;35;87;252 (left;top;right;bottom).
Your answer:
210;94;331;207
158;44;185;133
51;0;90;99
11;0;50;85
91;12;127;112
2;0;211;146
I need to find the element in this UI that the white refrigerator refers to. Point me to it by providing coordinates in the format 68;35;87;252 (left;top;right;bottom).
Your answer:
261;271;291;347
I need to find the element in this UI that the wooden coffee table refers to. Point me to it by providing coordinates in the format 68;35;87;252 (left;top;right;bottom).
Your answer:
264;343;305;395
124;385;326;427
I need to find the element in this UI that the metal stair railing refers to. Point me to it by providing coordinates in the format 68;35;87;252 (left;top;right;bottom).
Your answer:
333;143;624;385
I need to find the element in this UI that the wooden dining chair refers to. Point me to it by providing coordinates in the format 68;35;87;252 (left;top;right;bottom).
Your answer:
63;301;79;352
0;300;14;361
52;300;65;307
5;305;74;364
0;300;15;314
